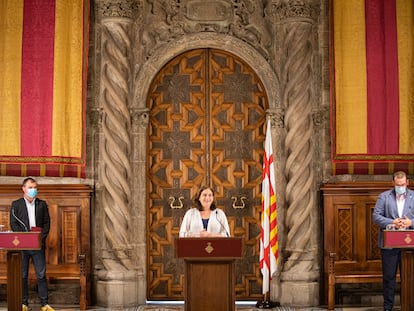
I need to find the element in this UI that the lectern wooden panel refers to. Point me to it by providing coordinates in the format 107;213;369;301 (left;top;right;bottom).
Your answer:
176;238;242;311
384;230;414;311
0;232;41;311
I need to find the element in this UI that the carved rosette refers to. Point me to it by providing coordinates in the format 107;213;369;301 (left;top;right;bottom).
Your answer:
266;108;285;128
276;0;319;275
98;0;138;273
131;108;150;131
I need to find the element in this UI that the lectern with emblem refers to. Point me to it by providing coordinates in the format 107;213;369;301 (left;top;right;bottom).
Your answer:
176;237;242;311
384;230;414;311
0;231;41;311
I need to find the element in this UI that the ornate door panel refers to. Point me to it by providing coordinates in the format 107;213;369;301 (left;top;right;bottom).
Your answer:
147;49;267;300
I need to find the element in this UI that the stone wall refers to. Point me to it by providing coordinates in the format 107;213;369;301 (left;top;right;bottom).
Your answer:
87;0;331;308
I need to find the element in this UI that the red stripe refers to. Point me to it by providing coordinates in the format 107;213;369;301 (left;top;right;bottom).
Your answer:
20;0;55;156
365;0;399;154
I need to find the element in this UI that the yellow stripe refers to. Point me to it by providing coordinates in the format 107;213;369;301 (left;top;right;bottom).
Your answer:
388;163;395;175
396;0;414;154
21;164;26;177
334;0;367;154
0;0;23;156
39;164;46;176
388;163;395;174
52;0;84;157
347;162;354;174
368;162;374;175
408;163;414;174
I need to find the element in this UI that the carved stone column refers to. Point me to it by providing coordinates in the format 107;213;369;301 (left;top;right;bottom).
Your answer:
95;0;142;307
268;0;320;306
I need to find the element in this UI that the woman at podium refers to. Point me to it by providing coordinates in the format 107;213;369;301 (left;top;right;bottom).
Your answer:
179;186;230;237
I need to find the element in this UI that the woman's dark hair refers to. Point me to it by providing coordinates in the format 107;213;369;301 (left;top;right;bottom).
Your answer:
194;185;217;211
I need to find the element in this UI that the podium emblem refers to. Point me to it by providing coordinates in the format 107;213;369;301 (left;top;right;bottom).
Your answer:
205;242;214;254
12;236;20;246
405;234;412;244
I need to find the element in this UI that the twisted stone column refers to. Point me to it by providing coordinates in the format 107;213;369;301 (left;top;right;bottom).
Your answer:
271;0;319;277
98;2;136;273
283;21;316;273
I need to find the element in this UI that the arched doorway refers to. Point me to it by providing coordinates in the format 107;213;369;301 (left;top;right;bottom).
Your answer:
147;48;268;300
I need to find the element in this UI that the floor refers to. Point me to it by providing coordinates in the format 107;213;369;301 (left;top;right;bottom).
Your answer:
0;303;398;311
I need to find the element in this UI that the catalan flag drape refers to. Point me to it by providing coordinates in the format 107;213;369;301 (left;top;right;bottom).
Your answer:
0;0;89;178
332;0;414;175
260;119;278;295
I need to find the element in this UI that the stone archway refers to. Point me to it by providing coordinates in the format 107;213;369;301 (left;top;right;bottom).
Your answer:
132;32;284;302
94;0;322;307
134;33;279;110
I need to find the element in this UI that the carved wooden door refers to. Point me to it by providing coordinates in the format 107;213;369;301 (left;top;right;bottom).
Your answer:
147;49;267;300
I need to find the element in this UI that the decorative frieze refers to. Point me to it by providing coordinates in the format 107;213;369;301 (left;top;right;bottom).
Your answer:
96;0;142;19
135;0;272;60
267;0;319;22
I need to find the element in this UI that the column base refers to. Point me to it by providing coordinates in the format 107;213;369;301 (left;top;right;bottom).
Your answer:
96;277;145;308
279;280;319;307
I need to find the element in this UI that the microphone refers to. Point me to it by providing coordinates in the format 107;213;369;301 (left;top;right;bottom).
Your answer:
11;208;29;232
216;210;229;237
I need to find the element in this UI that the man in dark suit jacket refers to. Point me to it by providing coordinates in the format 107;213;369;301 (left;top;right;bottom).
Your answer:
10;177;55;311
373;171;414;311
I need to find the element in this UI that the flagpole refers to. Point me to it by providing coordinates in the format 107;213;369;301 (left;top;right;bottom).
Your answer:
256;293;279;309
255;268;280;308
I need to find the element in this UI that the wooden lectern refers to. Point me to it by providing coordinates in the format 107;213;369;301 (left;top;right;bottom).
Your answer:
176;237;242;311
383;230;414;311
0;232;41;311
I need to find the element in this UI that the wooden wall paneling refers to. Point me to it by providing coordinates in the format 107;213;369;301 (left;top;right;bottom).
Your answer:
335;202;354;262
47;203;59;265
322;182;393;307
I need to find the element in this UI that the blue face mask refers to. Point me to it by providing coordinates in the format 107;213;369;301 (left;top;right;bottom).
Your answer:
395;186;406;195
27;188;38;198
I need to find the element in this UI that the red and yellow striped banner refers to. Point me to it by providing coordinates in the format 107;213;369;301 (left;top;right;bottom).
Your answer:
0;0;89;177
332;0;414;174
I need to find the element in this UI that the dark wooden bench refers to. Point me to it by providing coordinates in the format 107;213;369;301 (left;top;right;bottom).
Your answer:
0;184;92;310
327;252;400;310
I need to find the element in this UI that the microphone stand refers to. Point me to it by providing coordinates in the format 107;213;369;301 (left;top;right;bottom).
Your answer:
216;210;229;237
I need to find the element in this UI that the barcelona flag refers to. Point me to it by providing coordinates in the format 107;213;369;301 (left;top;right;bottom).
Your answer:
0;0;89;177
260;119;278;295
332;0;414;174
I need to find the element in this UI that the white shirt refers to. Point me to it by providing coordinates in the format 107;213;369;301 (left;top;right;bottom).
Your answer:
397;196;405;218
24;198;36;229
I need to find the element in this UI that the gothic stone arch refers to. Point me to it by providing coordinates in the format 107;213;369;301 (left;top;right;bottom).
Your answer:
131;32;283;301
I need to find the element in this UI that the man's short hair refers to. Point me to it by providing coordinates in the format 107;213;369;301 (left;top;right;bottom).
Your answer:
22;177;37;186
393;171;407;181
